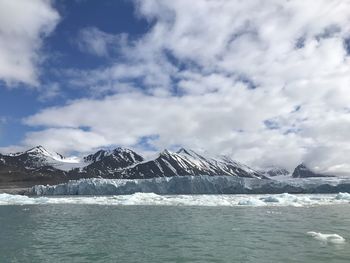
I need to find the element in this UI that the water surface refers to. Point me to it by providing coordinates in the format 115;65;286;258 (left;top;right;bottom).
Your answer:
1;194;350;262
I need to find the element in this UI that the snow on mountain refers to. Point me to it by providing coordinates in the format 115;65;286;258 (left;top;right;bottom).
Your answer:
5;145;338;188
260;166;291;178
177;148;264;178
83;149;110;163
121;148;265;179
83;147;144;176
5;146;86;171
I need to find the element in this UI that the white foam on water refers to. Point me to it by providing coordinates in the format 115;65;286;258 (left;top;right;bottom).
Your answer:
1;192;350;207
307;231;346;244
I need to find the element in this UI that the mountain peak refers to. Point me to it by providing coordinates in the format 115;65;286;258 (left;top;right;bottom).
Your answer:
176;148;200;157
177;147;190;154
84;149;110;163
27;145;48;153
25;145;65;160
113;147;135;154
292;163;333;178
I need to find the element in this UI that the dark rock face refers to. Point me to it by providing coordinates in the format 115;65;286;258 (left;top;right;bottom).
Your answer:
0;163;66;188
292;164;333;178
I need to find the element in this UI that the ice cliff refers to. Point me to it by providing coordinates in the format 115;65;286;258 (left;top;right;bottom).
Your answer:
31;175;350;196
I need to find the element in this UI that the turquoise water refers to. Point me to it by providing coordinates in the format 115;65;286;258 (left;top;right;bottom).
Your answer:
1;197;350;262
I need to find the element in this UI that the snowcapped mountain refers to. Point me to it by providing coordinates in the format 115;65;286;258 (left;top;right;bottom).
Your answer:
5;146;85;171
83;147;144;176
121;148;265;179
0;146;266;186
1;145;341;190
292;164;334;178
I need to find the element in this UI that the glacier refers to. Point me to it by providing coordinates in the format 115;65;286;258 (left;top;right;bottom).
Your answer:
31;175;350;196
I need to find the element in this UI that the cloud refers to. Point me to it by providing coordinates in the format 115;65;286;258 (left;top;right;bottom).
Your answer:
18;0;350;174
0;0;59;86
23;87;298;169
38;82;62;102
22;128;110;154
76;27;128;57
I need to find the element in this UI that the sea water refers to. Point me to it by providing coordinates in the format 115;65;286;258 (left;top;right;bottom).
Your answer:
0;193;350;262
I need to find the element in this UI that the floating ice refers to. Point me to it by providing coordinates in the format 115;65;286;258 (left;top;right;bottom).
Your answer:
335;192;350;200
1;192;350;207
0;193;49;205
238;198;266;206
306;231;346;244
260;193;315;207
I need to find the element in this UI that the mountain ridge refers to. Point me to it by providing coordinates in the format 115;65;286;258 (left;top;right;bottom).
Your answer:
0;145;335;188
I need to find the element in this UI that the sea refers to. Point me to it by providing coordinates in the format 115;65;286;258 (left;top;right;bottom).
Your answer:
1;193;350;263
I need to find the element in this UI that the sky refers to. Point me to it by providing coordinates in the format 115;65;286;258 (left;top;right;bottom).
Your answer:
1;0;350;175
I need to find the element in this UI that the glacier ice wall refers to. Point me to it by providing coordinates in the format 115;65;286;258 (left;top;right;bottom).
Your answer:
31;175;350;196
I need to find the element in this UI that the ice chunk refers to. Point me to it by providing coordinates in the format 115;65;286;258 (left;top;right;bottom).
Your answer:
238;198;266;206
306;231;346;244
335;192;350;200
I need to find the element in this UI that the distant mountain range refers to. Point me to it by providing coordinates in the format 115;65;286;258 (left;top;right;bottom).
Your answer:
0;146;333;187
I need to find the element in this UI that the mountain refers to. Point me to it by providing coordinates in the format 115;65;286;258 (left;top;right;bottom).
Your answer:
0;146;265;187
261;167;290;177
5;146;84;171
121;148;265;179
292;164;334;178
0;146;86;187
83;147;144;176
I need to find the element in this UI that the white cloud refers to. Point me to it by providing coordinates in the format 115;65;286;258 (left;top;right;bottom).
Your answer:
22;128;110;154
18;0;350;174
22;87;299;170
76;27;128;57
0;0;59;86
